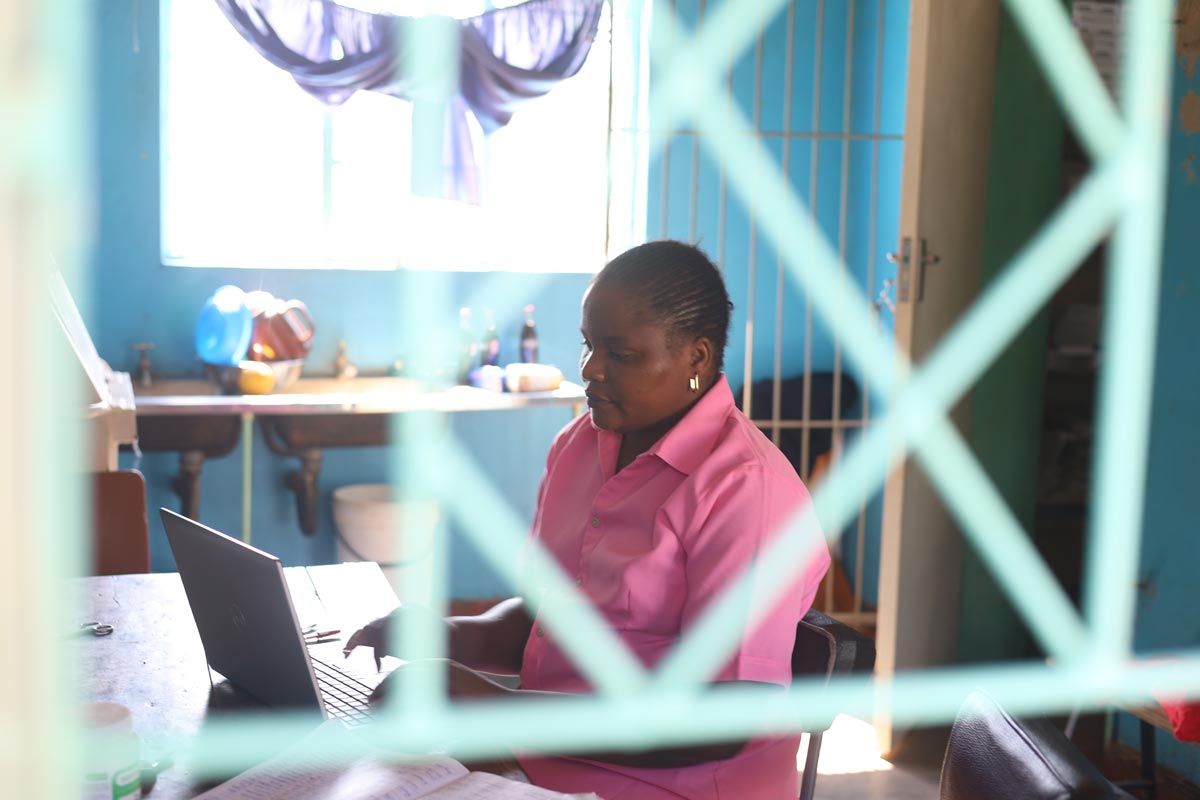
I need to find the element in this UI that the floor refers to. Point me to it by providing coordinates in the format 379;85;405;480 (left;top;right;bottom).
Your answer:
799;716;941;800
812;769;941;800
806;716;1200;800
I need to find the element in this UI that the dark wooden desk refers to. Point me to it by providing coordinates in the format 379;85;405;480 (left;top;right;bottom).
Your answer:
76;562;401;799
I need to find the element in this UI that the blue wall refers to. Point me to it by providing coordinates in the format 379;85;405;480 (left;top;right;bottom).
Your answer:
92;0;908;601
93;0;588;597
1124;52;1200;781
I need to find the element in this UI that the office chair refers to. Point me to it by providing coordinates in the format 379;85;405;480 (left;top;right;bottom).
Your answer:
791;608;877;800
940;690;1136;800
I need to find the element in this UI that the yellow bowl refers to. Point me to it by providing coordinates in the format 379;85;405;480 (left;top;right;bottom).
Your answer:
206;359;303;395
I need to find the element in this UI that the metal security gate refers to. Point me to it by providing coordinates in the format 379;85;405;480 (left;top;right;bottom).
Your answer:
635;0;910;633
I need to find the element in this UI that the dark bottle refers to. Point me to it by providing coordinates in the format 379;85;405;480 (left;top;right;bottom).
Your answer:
457;307;478;384
520;304;538;363
480;309;501;367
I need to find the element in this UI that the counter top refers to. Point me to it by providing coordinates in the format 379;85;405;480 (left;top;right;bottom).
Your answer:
133;378;586;416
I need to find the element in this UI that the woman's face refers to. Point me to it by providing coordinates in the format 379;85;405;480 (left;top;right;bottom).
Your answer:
579;280;708;437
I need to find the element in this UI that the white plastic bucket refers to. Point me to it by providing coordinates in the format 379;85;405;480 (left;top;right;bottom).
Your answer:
331;484;439;600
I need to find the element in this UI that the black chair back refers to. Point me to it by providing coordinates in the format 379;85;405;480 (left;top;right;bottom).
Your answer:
940;691;1136;800
791;608;876;800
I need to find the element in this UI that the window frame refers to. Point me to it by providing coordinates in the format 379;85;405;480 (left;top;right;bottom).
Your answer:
158;0;643;274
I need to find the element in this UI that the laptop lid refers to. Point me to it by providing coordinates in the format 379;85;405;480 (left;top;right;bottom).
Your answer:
160;508;326;713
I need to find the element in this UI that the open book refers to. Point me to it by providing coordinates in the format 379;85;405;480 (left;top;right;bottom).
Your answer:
193;721;601;800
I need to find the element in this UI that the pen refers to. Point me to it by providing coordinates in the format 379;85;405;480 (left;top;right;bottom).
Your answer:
304;629;340;640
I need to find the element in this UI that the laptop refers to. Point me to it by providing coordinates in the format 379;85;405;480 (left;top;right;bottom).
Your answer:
160;508;391;725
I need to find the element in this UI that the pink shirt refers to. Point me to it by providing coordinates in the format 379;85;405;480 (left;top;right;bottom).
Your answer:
516;375;830;800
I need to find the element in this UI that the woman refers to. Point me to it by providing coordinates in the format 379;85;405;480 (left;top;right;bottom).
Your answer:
346;240;830;799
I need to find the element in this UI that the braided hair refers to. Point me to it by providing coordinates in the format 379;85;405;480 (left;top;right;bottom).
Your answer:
594;240;733;371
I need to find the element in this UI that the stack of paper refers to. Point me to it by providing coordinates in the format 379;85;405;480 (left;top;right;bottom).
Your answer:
194;721;601;800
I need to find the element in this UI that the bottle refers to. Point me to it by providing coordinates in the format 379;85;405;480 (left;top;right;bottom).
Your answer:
520;304;539;364
480;309;501;367
457;307;478;384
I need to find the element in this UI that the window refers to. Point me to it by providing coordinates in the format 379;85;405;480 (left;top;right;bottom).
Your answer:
161;0;637;272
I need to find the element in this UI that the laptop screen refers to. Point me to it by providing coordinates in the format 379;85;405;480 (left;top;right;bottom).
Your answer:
160;508;326;712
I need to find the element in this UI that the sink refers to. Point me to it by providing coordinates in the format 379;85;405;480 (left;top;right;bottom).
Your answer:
130;372;581;536
283;376;418;395
131;374;423;535
133;379;219;398
133;375;419;398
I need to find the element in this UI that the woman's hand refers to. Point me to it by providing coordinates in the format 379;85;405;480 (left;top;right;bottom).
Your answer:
345;597;531;676
368;659;512;706
343;604;450;670
343;614;391;671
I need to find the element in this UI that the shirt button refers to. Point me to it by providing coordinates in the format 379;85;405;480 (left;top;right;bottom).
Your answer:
591;517;600;527
575;576;583;586
536;626;545;637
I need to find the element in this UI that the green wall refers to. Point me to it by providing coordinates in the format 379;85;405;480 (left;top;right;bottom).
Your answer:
958;7;1063;662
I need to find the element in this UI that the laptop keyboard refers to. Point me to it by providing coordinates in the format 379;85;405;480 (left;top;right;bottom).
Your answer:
310;654;375;726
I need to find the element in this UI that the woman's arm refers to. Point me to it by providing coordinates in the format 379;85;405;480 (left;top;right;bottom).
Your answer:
344;597;533;674
447;597;533;674
410;664;776;768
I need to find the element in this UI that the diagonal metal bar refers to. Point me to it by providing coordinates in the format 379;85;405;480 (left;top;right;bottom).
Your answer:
364;0;1152;753
642;11;1130;679
1084;0;1173;663
648;0;1124;185
652;146;1125;687
997;0;1125;162
645;17;1132;685
649;68;903;396
653;409;1093;687
912;422;1089;658
439;440;650;695
178;648;1200;770
650;0;791;136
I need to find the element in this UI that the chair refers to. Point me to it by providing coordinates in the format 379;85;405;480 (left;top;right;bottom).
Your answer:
791;608;877;800
940;690;1136;800
90;469;151;575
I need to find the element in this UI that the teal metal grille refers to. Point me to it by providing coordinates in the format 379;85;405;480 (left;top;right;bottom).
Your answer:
38;0;1185;788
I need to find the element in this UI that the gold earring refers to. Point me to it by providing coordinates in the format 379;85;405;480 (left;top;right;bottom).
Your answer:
688;374;700;393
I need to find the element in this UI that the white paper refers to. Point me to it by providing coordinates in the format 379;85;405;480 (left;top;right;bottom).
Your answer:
420;772;603;800
193;754;469;800
192;721;467;800
192;721;600;800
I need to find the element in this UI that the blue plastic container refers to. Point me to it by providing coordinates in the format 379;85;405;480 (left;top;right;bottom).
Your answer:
195;285;252;366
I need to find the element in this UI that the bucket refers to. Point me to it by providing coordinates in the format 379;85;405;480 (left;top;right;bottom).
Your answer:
331;484;439;601
195;285;253;366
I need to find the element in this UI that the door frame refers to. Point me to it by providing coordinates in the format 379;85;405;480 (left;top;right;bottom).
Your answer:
874;0;1003;753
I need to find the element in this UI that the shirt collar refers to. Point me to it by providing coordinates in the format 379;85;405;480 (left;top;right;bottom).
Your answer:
594;374;736;478
648;374;735;475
